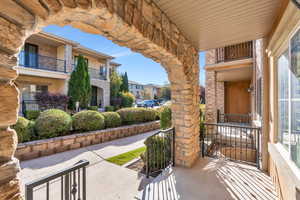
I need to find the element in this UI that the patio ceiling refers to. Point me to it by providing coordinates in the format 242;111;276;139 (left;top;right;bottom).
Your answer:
155;0;286;50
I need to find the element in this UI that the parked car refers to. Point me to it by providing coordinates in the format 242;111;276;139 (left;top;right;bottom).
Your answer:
136;100;144;107
137;100;156;108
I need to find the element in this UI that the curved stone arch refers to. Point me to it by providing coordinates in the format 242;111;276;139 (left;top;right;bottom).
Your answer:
0;0;199;198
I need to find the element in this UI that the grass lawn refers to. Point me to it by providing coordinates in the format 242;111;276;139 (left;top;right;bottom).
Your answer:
106;146;146;166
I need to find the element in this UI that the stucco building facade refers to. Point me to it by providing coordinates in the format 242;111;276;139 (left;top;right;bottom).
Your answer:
15;32;121;113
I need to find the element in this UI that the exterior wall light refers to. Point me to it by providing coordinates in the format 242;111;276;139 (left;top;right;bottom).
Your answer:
292;0;300;9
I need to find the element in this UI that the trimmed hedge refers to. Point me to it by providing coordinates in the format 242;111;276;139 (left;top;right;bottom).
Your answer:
35;109;72;138
160;106;172;130
72;110;105;132
87;106;98;111
12;117;31;143
105;106;115;112
117;108;156;125
102;112;122;128
25;110;40;120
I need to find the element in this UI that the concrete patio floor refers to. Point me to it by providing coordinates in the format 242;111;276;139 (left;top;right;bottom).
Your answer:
19;130;157;200
139;158;279;200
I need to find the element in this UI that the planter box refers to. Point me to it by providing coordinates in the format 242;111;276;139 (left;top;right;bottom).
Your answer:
16;121;160;161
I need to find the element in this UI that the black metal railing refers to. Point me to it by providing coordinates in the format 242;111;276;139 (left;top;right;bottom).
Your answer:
88;67;107;80
25;160;89;200
201;123;261;167
217;110;251;124
19;51;66;73
216;41;253;63
72;64;107;80
145;128;175;178
22;100;39;116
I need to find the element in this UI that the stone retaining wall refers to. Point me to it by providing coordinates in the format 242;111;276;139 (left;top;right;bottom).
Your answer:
16;121;160;161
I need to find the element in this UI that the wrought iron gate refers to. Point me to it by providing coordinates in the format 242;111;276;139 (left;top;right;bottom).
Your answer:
200;123;261;167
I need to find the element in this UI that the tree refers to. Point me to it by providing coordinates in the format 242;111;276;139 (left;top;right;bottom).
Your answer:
110;70;122;98
68;55;91;109
120;72;129;92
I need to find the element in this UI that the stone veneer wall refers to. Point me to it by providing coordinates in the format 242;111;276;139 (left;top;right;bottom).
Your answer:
16;121;160;161
0;0;200;198
205;50;225;123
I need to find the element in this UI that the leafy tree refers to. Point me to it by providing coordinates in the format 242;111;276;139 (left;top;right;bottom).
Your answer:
110;70;122;99
68;55;91;109
120;72;129;92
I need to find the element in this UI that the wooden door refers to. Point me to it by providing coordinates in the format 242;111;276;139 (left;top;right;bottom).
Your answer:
225;80;251;114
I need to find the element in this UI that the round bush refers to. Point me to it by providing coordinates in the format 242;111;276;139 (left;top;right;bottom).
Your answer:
120;92;135;107
117;108;157;125
12;117;31;143
160;106;172;130
72;110;105;132
25;110;40;120
102;112;122;128
35;109;72;138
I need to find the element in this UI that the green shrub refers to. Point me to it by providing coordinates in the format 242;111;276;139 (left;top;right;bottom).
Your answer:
160;106;172;130
25;110;40;120
12;117;31;143
120;92;135;107
35;109;72;138
141;135;171;172
105;106;115;112
102;112;122;128
87;106;98;111
72;110;105;131
117;108;156;125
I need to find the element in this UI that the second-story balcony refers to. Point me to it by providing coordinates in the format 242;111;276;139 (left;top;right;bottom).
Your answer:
88;67;107;80
215;41;253;63
72;64;107;80
18;51;67;73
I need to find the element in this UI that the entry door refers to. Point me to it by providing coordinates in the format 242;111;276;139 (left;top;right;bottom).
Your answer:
225;80;251;114
24;43;38;68
91;86;98;106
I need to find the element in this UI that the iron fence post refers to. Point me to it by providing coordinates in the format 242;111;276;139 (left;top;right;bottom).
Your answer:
172;127;175;167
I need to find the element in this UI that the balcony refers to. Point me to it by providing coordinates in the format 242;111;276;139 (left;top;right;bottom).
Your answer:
71;64;107;80
215;41;253;63
88;67;107;80
18;51;66;73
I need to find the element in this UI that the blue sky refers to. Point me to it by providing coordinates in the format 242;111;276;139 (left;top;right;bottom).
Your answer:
43;25;205;85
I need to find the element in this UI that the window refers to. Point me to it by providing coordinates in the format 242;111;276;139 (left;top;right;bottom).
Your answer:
24;43;38;67
100;66;107;76
277;27;300;168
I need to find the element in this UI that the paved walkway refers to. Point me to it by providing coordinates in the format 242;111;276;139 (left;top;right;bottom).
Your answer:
20;130;157;200
138;158;279;200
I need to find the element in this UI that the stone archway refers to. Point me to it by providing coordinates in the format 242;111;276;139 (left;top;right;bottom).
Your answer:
0;0;199;198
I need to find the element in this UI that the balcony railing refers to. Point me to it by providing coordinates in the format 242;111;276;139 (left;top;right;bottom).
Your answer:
72;64;107;80
88;67;107;80
217;110;251;125
216;41;253;63
19;51;66;73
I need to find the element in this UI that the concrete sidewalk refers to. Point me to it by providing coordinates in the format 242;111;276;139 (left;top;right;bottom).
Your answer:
20;130;157;200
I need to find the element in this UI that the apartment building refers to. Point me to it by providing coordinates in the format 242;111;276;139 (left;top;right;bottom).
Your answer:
144;84;162;99
15;32;120;112
205;41;259;124
128;80;144;100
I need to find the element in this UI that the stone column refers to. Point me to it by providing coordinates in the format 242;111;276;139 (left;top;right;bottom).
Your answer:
0;52;22;199
205;70;217;123
64;44;73;73
167;56;200;167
